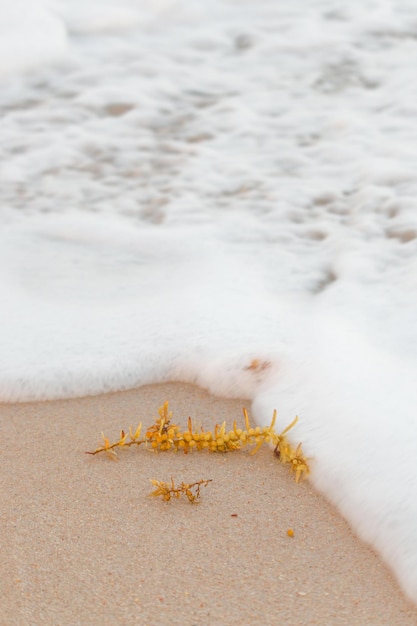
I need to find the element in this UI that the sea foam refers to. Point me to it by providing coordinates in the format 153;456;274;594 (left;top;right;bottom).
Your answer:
1;0;417;605
0;1;67;77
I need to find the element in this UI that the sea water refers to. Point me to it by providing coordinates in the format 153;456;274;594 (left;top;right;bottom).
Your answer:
1;0;417;604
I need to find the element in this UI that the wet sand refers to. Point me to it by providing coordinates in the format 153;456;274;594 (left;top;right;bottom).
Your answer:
1;382;416;625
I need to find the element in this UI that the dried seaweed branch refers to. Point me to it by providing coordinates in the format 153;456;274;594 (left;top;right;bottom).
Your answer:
87;401;310;482
149;478;212;503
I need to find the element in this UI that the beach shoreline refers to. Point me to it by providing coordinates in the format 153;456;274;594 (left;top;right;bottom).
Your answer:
2;381;416;625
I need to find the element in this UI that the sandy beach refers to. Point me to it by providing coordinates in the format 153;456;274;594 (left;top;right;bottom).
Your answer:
1;381;417;626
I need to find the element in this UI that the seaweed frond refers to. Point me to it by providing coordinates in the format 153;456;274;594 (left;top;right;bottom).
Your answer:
149;478;212;503
87;402;310;482
85;424;144;458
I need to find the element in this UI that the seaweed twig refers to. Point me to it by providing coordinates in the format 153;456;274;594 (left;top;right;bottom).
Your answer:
87;402;310;482
148;478;212;503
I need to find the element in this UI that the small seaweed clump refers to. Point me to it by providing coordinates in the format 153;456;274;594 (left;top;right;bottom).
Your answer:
87;401;309;482
149;478;212;503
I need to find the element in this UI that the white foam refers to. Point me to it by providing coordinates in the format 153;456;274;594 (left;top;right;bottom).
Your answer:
0;1;67;77
1;0;417;605
53;1;144;35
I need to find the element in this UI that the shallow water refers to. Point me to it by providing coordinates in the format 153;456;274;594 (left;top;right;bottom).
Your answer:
1;0;417;604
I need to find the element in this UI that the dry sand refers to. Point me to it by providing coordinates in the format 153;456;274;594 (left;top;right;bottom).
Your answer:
1;381;417;626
